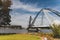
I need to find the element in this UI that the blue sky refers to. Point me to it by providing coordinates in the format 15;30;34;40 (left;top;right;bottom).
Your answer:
20;0;59;8
10;0;60;28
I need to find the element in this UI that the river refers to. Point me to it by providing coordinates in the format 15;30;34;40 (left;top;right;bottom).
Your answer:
0;28;53;34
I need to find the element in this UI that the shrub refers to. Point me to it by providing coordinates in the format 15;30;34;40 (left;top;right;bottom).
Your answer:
50;23;60;37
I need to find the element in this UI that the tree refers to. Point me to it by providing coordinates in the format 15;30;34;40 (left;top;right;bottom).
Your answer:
0;0;12;25
0;0;2;7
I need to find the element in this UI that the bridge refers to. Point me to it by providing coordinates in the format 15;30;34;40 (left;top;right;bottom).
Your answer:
27;8;60;32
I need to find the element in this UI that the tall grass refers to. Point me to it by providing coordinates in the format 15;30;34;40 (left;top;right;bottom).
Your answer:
50;23;60;37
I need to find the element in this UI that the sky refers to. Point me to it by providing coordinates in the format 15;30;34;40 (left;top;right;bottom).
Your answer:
10;0;60;28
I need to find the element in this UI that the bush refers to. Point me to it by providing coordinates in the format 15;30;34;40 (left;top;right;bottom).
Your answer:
50;23;60;37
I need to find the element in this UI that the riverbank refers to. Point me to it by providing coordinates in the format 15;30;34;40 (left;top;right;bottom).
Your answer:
0;33;60;40
0;34;41;40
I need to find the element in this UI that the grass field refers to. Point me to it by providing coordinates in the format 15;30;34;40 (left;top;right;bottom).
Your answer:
0;34;41;40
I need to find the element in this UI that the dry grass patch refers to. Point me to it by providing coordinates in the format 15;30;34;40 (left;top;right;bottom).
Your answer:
0;34;41;40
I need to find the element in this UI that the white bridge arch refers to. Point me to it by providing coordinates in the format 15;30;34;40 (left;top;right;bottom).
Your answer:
28;8;60;29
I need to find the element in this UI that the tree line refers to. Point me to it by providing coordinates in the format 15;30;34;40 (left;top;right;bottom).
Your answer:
0;0;12;25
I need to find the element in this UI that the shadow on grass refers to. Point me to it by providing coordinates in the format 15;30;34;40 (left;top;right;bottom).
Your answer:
0;33;16;35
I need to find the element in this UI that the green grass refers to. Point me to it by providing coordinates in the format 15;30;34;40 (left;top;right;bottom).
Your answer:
0;34;41;40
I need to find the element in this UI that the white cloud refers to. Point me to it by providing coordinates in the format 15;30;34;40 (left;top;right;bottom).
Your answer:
10;0;42;28
10;0;60;28
10;12;50;28
52;20;60;25
11;0;41;12
10;12;35;28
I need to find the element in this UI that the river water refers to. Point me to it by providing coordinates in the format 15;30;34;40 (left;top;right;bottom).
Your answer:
0;28;53;33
